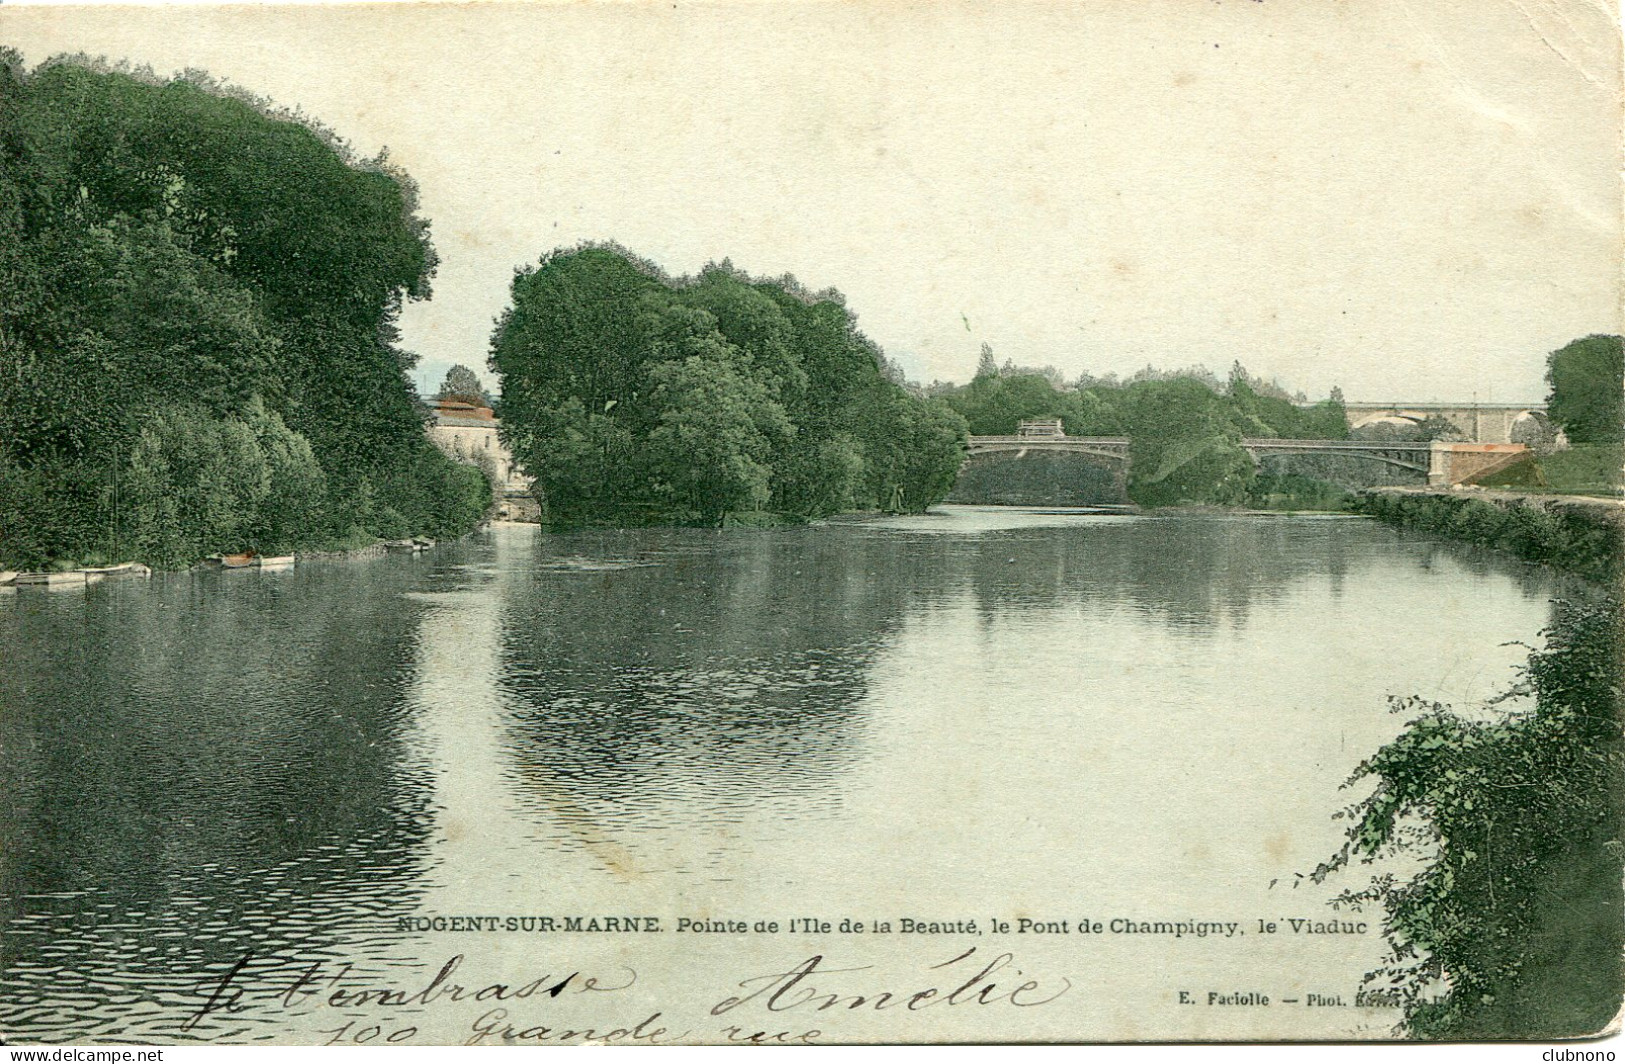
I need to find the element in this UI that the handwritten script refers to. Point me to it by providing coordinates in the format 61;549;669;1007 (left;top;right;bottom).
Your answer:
181;946;1072;1044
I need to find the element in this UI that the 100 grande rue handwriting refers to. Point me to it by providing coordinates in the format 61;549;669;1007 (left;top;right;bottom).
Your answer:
183;947;1072;1044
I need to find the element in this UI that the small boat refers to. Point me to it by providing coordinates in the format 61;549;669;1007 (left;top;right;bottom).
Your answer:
257;555;295;569
15;570;89;586
79;562;149;578
0;571;17;587
385;540;429;554
218;552;259;569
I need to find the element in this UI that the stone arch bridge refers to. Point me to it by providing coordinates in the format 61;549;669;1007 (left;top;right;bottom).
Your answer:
1341;401;1548;444
964;435;1529;487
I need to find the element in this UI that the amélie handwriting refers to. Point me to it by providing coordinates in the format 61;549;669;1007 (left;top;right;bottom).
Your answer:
182;946;1072;1044
713;947;1072;1016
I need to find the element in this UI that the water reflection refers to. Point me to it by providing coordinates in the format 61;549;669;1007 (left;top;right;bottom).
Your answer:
486;510;1564;899
493;528;902;871
0;561;437;1042
0;507;1571;1043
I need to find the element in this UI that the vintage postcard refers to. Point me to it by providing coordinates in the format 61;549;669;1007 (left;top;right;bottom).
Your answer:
0;0;1621;1049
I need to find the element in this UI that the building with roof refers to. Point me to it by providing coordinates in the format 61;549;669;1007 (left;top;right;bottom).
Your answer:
426;398;537;519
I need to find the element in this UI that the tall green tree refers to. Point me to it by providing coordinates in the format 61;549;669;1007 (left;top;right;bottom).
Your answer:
491;246;965;525
0;57;488;569
436;364;489;405
492;245;665;425
1546;335;1623;444
678;263;807;402
1120;377;1255;506
645;348;793;525
975;342;999;380
859;393;969;513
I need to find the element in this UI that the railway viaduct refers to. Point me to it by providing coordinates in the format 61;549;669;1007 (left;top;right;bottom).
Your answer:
1339;401;1548;445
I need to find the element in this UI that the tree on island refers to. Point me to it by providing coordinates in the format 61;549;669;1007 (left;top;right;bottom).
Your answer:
645;349;793;525
490;245;967;526
1119;376;1255;506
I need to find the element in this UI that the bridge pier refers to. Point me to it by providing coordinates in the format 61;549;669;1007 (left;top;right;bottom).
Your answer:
1426;442;1531;487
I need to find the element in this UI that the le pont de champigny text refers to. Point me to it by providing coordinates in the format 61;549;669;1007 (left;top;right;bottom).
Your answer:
394;916;1370;939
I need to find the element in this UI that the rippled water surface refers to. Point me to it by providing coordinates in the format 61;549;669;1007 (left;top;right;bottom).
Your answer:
0;508;1573;1042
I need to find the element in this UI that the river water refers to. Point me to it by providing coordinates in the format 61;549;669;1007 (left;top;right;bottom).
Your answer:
0;507;1573;1043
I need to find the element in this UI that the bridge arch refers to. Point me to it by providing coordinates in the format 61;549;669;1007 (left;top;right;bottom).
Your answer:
1249;447;1429;475
1508;410;1558;451
1348;411;1427;432
954;439;1130;505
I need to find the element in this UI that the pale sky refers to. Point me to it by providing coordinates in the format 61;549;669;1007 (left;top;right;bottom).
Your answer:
2;0;1619;401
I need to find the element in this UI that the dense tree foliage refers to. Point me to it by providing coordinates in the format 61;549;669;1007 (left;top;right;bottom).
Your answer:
0;55;489;569
1546;334;1623;445
1335;491;1623;1036
1325;599;1623;1038
491;247;967;526
1119;377;1256;506
939;361;1347;506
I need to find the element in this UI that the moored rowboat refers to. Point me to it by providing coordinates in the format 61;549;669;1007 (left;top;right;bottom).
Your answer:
80;562;150;577
15;570;90;585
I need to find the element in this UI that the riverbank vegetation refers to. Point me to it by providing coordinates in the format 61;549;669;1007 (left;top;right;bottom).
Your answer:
1325;599;1624;1038
0;55;491;571
1474;443;1623;498
1244;473;1352;513
490;246;967;526
1353;492;1623;585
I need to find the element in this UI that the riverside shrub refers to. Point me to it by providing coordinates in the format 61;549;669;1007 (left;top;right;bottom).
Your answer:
1355;492;1620;584
1325;601;1624;1039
